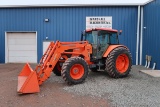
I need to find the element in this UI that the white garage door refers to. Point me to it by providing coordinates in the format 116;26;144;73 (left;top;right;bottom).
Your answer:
6;32;37;63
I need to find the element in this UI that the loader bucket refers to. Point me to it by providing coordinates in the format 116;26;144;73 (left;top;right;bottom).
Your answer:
17;63;40;94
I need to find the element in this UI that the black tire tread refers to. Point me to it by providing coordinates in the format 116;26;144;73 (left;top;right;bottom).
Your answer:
61;57;89;85
105;46;132;78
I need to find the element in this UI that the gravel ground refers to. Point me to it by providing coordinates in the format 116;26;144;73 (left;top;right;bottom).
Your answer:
0;64;160;107
63;65;160;107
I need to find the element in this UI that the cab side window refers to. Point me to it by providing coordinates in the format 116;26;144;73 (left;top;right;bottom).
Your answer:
110;33;118;44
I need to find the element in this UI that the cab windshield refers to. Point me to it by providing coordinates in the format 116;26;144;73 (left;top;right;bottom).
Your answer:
85;30;118;44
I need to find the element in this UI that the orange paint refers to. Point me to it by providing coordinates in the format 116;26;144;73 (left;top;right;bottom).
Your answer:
70;64;84;80
17;63;40;94
103;45;128;57
116;54;129;73
17;41;93;94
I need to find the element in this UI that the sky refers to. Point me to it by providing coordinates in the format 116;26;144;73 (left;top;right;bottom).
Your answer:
0;0;153;6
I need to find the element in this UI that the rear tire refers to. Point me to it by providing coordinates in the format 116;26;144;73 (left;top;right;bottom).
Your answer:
61;57;89;85
105;47;132;78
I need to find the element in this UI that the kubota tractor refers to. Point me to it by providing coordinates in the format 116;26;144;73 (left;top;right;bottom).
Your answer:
17;28;132;94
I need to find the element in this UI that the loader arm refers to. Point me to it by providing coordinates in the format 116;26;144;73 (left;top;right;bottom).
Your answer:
17;40;92;93
36;41;92;85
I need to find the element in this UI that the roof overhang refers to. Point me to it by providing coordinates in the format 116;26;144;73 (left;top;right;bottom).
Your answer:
0;0;154;8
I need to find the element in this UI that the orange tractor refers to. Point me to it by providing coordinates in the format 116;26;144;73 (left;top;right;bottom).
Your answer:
17;28;132;94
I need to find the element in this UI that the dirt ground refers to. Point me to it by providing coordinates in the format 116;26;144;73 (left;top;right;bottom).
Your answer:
0;63;109;107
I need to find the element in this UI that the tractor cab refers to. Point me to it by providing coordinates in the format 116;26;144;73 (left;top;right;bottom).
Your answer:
83;28;119;59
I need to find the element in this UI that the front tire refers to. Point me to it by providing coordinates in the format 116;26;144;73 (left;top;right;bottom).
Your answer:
61;57;89;85
105;47;132;78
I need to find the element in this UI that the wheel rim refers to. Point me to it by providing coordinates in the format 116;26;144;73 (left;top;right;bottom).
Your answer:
70;64;84;80
116;54;129;73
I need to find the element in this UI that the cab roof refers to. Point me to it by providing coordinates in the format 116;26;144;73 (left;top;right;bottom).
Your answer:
85;28;118;33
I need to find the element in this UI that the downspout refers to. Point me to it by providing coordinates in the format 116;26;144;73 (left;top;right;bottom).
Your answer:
140;6;143;65
136;5;141;65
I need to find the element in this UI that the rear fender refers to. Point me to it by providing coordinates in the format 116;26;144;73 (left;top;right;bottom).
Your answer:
103;45;128;57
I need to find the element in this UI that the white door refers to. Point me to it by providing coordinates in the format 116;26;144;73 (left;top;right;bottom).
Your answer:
43;41;51;54
6;32;37;63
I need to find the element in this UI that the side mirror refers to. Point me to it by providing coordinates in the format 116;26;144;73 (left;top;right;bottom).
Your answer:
81;31;86;41
119;30;122;35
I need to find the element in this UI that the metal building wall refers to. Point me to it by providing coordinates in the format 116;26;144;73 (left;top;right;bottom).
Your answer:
143;0;160;69
0;6;137;63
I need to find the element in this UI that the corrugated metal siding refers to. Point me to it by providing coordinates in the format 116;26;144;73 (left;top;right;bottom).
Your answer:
0;7;137;63
143;0;160;69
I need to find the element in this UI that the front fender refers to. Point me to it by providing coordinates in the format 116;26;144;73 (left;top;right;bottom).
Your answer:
103;45;128;57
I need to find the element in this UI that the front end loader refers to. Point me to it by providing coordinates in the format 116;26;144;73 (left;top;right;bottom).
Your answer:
17;28;132;94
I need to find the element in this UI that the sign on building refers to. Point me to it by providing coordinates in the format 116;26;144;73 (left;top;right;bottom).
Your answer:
86;16;112;29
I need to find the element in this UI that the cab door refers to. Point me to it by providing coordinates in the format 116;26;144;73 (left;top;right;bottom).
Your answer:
96;33;109;59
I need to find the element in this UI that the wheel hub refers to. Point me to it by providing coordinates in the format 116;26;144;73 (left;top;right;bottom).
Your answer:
116;54;129;73
70;64;84;80
73;68;79;74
